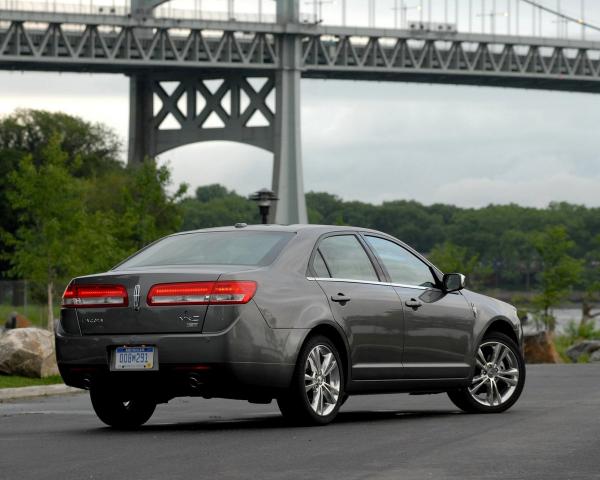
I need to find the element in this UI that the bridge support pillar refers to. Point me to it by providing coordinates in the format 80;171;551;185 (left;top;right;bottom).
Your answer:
125;0;308;224
271;0;308;224
129;0;158;165
128;75;155;165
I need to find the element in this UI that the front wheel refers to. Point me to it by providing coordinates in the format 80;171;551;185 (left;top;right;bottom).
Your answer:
90;386;156;429
277;335;345;425
448;332;525;413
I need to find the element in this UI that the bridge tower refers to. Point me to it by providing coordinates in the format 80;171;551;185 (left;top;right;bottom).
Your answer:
128;0;307;224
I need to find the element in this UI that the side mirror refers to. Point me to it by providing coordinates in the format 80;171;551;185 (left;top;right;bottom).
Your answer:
443;273;466;292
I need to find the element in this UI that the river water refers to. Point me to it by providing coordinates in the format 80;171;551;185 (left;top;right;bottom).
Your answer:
522;307;595;335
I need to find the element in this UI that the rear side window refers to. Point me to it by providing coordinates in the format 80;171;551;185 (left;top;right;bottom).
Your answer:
116;231;294;269
318;235;378;282
312;251;331;278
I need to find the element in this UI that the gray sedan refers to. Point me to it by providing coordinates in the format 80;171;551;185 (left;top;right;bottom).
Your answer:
56;224;525;428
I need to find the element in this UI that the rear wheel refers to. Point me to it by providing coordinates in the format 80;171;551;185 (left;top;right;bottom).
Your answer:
90;386;156;429
277;335;345;425
448;332;525;413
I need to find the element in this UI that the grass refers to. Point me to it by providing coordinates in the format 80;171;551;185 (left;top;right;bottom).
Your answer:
554;335;576;363
0;304;60;329
554;320;600;363
0;375;63;389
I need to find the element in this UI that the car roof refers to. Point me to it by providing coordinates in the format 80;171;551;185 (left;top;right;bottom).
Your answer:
174;224;388;236
172;224;442;276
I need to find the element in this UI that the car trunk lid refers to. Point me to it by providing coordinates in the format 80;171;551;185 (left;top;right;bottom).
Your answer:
70;266;249;335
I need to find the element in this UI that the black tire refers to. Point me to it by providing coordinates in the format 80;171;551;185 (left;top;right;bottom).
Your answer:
277;335;345;426
448;332;526;414
90;386;156;429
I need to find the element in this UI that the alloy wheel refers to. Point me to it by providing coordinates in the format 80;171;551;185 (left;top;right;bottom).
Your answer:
468;341;520;407
304;345;341;416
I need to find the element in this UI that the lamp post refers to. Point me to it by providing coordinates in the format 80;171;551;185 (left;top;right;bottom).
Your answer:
249;188;279;224
397;2;421;29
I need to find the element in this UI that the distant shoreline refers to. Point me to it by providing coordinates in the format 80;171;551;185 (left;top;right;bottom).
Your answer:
479;289;596;308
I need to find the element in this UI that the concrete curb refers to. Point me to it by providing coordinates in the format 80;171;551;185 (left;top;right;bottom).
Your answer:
0;384;81;402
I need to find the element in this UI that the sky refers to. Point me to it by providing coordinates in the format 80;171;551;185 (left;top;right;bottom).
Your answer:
1;0;600;208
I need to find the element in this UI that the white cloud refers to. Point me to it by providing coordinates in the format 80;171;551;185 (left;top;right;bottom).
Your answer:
158;142;272;196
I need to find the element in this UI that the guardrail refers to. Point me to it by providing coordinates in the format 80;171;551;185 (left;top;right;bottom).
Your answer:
0;1;128;16
0;1;317;24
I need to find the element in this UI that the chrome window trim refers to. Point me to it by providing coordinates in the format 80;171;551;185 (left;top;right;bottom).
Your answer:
306;276;430;291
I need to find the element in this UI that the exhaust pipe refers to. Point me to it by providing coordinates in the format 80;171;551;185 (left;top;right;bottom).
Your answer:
82;376;92;390
188;374;203;390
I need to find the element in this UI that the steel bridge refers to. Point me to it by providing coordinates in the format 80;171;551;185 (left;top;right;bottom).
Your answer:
1;1;600;223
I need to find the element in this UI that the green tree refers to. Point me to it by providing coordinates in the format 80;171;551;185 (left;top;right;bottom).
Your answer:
531;226;583;330
0;109;121;175
194;184;230;203
578;234;600;328
3;135;121;329
0;109;123;274
181;185;258;230
428;241;490;289
174;183;600;294
306;192;345;225
84;159;188;254
121;160;188;250
497;230;538;291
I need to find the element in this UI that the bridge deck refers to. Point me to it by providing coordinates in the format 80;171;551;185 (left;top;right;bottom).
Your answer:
1;10;600;93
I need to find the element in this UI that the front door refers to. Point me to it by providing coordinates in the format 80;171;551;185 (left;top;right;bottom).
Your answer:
363;235;475;379
311;234;405;380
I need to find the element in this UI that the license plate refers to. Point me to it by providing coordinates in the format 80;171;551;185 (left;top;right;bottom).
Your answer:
113;346;155;370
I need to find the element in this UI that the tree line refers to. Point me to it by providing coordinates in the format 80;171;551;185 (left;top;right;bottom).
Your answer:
1;110;598;330
0;110;185;326
182;184;600;327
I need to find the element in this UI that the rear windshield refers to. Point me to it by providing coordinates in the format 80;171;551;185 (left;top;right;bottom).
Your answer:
115;231;294;269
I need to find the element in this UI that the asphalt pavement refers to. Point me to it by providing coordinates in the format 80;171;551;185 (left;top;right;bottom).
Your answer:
1;364;599;480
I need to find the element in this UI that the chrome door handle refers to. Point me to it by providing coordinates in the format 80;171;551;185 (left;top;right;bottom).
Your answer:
405;298;423;309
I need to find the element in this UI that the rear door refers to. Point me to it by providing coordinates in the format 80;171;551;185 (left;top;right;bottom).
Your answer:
311;234;405;380
363;235;475;379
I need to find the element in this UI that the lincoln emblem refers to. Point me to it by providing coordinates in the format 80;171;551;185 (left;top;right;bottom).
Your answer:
133;284;141;311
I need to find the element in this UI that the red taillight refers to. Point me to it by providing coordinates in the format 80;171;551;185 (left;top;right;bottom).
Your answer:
146;282;212;306
62;284;128;308
147;281;257;306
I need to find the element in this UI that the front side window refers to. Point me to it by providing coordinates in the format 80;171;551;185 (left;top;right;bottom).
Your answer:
318;235;378;282
365;236;436;288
